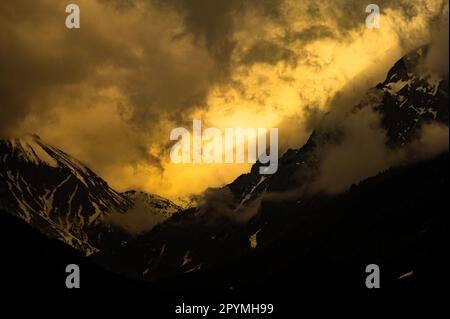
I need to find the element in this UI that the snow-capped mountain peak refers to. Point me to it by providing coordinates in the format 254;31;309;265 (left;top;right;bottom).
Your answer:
0;134;184;255
1;135;129;254
5;134;59;168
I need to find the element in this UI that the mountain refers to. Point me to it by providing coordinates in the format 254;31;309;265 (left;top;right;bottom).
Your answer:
0;135;181;255
149;153;449;295
376;47;448;145
90;153;449;291
90;46;449;286
0;46;448;292
228;46;449;203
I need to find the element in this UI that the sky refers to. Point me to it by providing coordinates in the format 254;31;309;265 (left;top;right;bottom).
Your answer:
0;0;448;201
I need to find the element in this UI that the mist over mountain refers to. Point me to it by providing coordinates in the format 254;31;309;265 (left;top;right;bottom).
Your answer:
0;46;448;294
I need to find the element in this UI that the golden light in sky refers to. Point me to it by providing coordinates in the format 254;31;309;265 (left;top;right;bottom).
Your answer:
0;0;447;202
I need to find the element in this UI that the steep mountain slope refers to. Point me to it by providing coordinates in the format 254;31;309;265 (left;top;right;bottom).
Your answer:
0;135;180;254
0;134;130;254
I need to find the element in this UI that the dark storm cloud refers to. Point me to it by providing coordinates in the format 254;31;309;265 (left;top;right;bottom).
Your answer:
240;41;296;66
0;0;220;192
152;0;241;56
0;0;426;136
0;1;136;135
98;0;137;10
147;0;285;76
0;0;232;142
285;25;335;44
99;0;288;130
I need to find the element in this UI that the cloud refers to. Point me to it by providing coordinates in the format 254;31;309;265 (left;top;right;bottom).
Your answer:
193;186;262;223
240;41;296;66
105;204;167;235
197;187;235;221
311;106;403;194
410;122;449;160
423;10;449;77
311;109;449;195
0;0;448;201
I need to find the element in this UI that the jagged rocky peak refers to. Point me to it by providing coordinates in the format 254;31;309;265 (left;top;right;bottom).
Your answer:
377;46;443;96
373;46;448;145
